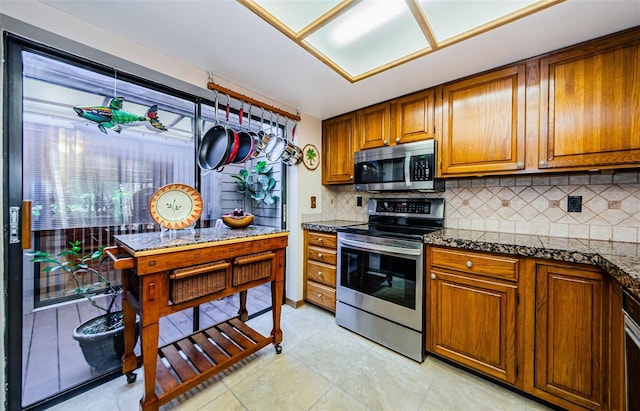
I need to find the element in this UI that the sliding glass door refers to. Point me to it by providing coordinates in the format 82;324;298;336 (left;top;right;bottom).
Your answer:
5;34;285;410
15;47;197;408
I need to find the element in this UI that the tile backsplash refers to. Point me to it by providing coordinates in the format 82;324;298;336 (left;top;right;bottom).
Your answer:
308;170;640;243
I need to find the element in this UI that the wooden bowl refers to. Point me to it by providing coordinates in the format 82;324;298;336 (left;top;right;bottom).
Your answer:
221;213;254;229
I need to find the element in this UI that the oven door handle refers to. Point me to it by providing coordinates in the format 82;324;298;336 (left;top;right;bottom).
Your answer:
339;238;422;257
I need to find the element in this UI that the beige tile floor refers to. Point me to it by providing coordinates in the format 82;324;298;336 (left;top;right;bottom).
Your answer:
49;304;551;411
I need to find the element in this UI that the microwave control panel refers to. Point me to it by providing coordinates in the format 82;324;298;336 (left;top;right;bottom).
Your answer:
409;154;432;181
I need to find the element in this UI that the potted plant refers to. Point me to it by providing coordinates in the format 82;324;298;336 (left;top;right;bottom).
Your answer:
28;240;137;374
231;160;280;207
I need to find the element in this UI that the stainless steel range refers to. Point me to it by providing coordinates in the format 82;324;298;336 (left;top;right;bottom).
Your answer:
336;198;444;362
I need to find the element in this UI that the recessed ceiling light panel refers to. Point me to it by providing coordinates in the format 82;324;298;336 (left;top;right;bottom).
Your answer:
418;0;541;42
253;0;342;33
305;1;429;77
239;0;564;82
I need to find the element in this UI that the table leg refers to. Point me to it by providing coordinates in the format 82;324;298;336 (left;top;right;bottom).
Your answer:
138;274;165;411
122;270;138;379
271;279;283;348
139;321;160;410
238;290;248;321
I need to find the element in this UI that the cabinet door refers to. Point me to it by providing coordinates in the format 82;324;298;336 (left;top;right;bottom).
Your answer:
428;268;518;384
395;89;435;144
358;102;391;150
538;36;640;170
322;113;356;184
440;65;526;176
534;263;605;409
608;280;625;411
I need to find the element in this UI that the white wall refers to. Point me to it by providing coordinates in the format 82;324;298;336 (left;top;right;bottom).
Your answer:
284;114;323;305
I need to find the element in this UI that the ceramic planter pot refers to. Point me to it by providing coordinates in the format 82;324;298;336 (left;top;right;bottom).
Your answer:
72;311;139;372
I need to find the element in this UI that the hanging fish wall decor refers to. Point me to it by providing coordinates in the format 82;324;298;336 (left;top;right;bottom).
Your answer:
73;97;167;134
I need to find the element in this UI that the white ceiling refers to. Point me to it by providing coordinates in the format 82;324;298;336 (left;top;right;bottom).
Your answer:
35;0;640;120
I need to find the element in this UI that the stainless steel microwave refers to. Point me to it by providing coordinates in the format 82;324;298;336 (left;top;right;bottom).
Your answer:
354;140;444;192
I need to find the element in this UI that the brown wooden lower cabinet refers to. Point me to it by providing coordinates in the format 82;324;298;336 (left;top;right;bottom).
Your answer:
530;262;606;410
303;230;337;312
427;267;518;385
608;281;625;411
426;246;625;411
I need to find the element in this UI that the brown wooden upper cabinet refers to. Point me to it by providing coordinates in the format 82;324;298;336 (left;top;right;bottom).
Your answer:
395;89;436;144
357;102;391;150
537;31;640;171
358;89;436;150
440;64;526;176
322;112;356;184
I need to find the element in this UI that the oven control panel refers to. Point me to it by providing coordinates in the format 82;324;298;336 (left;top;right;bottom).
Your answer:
369;198;444;219
375;200;431;214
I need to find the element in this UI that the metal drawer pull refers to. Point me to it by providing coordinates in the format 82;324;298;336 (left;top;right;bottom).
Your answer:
318;253;323;258
318;272;323;276
317;293;322;298
317;238;323;242
430;273;436;280
466;261;473;268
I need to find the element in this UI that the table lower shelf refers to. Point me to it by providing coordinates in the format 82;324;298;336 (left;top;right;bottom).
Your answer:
153;316;278;406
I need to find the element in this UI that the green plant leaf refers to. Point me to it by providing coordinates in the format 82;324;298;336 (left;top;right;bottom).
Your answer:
264;194;275;205
254;161;267;173
257;174;269;187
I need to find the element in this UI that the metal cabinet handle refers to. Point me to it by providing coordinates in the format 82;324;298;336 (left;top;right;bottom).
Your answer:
466;260;473;268
317;293;322;298
318;253;323;258
539;160;548;168
383;139;388;145
395;137;400;143
516;162;524;169
317;238;323;242
430;273;436;280
317;272;323;276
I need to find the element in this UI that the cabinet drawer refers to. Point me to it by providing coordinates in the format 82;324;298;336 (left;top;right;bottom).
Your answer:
431;247;518;281
307;260;336;286
306;281;336;312
308;232;337;249
307;246;337;265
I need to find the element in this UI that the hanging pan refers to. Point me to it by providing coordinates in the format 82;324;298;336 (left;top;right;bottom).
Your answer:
198;92;234;172
282;121;303;166
233;102;256;164
252;110;273;159
264;115;286;162
222;94;240;165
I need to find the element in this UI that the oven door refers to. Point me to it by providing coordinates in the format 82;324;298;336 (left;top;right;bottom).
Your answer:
337;232;423;331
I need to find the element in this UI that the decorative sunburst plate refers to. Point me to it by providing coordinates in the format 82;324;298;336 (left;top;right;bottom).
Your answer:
149;183;203;230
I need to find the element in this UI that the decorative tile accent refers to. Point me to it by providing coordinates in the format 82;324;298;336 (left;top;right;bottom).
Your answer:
323;171;640;242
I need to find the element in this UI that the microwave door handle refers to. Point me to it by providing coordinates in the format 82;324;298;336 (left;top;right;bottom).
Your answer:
404;155;411;187
339;238;422;257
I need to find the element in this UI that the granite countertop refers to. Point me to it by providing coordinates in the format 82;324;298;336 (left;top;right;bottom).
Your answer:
301;220;364;233
424;228;640;300
114;226;288;256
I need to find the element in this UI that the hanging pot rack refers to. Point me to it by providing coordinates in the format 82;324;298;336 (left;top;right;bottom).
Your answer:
207;81;300;122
